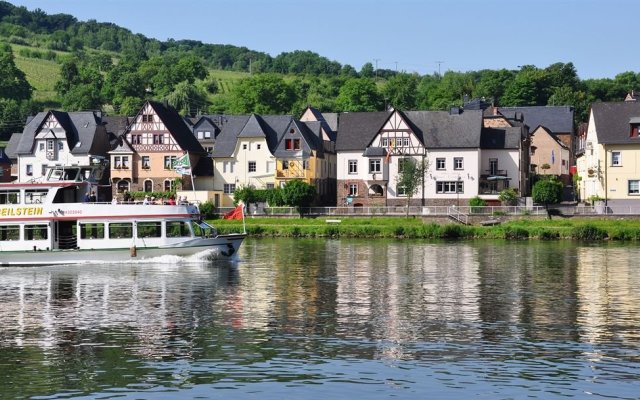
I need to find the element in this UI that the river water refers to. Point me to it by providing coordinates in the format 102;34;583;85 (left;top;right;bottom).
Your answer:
1;238;639;399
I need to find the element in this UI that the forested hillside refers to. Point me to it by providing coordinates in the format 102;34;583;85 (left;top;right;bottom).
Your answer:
2;0;640;139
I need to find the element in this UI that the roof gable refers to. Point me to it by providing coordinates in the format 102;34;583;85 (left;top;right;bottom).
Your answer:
591;101;640;144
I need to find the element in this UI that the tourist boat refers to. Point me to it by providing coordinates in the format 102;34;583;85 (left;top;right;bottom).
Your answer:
0;159;245;266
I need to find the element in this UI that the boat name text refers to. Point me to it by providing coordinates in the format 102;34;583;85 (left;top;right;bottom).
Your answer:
0;207;44;217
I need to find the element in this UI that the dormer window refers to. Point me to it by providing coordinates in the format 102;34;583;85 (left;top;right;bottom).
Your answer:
629;117;640;137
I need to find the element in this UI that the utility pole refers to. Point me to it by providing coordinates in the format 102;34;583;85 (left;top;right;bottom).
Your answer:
436;61;444;77
374;58;380;80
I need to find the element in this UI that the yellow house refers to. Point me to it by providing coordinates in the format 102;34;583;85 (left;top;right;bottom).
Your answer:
576;102;640;212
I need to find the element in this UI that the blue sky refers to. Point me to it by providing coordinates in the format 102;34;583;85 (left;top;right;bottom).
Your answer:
7;0;638;79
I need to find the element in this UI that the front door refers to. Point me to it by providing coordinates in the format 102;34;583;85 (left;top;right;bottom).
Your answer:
55;220;77;250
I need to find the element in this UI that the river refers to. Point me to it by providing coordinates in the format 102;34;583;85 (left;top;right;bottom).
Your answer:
0;238;639;399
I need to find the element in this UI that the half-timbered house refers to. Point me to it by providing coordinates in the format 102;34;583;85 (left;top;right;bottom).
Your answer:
110;101;209;198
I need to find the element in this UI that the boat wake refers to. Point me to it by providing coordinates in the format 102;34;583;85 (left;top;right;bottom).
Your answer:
82;248;239;266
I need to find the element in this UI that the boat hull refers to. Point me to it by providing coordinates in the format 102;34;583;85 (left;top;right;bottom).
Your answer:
0;234;245;266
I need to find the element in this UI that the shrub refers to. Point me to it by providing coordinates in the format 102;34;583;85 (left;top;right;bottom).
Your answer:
502;226;529;240
571;224;608;240
198;201;215;219
441;224;463;239
469;196;487;213
538;229;560;240
499;188;518;205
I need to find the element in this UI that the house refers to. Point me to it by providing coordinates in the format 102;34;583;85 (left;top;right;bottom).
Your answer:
529;126;570;181
12;111;112;184
109;101;210;199
576;102;640;211
335;108;527;207
0;146;10;182
211;114;277;207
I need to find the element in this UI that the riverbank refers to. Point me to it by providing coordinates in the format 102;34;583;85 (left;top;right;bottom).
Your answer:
212;216;640;240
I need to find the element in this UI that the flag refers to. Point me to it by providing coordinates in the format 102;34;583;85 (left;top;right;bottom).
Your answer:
223;204;244;220
385;139;395;163
173;153;191;175
551;149;555;164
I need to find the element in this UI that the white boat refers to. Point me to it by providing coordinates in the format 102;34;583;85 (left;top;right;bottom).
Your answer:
0;159;245;266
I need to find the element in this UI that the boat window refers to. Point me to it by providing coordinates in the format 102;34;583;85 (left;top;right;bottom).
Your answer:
80;223;105;239
109;222;133;239
0;225;20;241
64;168;80;181
48;169;64;181
25;189;48;204
0;190;20;204
24;224;48;240
137;221;162;238
166;221;191;238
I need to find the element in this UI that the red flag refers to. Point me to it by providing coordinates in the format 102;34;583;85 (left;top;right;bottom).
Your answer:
223;204;244;220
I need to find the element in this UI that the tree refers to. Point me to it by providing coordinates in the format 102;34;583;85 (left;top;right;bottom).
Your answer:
532;176;563;219
360;62;374;78
382;73;419;110
282;179;316;217
228;73;296;114
0;43;32;101
396;157;428;216
166;81;208;116
335;78;383;112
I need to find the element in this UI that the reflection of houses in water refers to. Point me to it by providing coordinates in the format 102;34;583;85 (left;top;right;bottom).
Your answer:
335;242;481;360
0;265;238;355
576;247;640;344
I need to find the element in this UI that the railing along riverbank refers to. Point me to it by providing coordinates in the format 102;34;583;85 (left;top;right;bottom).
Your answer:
217;204;640;218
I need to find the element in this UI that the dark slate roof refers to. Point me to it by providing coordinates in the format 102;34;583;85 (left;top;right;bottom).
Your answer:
497;106;574;133
363;147;387;157
4;133;21;159
591;102;640;144
480;127;522;149
404;110;484;148
335;111;392;151
323;112;339;132
303;107;337;141
15;111;104;155
0;146;10;164
210;115;251;158
147;101;205;154
273;119;323;159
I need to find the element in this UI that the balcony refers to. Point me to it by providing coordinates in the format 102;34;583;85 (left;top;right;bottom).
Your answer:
479;171;510;195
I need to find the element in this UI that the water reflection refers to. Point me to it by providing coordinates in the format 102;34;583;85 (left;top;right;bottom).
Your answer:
1;239;640;399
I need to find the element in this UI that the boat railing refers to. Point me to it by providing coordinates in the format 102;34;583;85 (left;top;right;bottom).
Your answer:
58;235;77;250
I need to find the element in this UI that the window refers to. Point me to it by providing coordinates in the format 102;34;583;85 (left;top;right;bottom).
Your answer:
25;189;47;204
629;180;640;195
224;183;236;194
397;184;407;196
282;160;289;170
142;156;150;169
39;143;44;151
436;158;445;170
137;221;162;238
489;158;498;175
164;156;177;169
122;156;129;169
349;183;358;196
164;179;174;192
243;143;248;150
402;137;410;147
26;164;33;176
142;114;153;123
398;158;413;173
47;140;54;151
454;157;463;170
303;160;309;170
0;190;19;204
153;134;164;144
58;142;64;151
0;225;19;241
285;139;301;150
25;224;47;240
248;161;256;172
369;159;382;173
257;144;261;150
80;223;105;239
166;221;191;238
348;160;357;174
612;151;621;166
381;138;388;147
197;131;204;139
144;180;153;192
267;183;275;189
41;164;48;176
116;180;130;193
204;131;211;139
436;181;464;194
114;156;122;169
131;134;142;144
109;222;133;239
